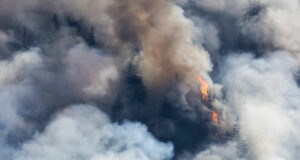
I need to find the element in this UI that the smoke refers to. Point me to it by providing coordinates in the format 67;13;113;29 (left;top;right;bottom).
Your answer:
193;142;240;160
181;0;300;159
220;52;300;160
0;49;42;133
0;48;42;87
0;0;300;160
64;43;119;100
14;105;174;160
0;49;43;159
190;52;300;160
191;0;300;54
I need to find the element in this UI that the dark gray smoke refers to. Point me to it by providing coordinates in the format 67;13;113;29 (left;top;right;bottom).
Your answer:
0;0;299;160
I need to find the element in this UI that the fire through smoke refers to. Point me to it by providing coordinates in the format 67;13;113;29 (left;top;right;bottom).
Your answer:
212;111;218;124
197;76;209;102
197;76;219;125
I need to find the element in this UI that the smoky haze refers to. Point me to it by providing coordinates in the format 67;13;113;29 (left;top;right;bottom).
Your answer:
0;0;299;160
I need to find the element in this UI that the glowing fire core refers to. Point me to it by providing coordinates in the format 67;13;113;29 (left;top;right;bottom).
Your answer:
197;76;209;101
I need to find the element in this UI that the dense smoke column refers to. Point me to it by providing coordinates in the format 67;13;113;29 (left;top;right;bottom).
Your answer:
106;1;223;157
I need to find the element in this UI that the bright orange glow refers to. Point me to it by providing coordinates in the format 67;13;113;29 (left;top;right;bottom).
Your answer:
197;76;209;101
212;111;219;124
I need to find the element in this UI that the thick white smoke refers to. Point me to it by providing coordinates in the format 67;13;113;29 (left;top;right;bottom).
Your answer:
193;0;300;55
14;105;174;160
192;52;300;160
185;1;300;159
0;49;42;131
0;48;42;88
223;52;300;160
0;49;43;159
0;46;174;159
193;142;240;160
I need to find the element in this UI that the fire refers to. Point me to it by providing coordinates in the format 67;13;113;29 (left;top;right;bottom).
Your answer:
212;111;219;124
196;76;218;124
197;76;209;101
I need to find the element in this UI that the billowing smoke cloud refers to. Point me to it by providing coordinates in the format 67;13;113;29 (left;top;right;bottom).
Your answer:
15;105;174;160
191;0;300;55
191;52;300;160
64;43;119;101
0;48;42;87
0;49;42;133
0;0;300;160
193;142;239;160
183;1;300;159
0;49;43;159
222;52;300;160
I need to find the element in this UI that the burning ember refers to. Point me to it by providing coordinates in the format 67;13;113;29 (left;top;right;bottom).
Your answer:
197;76;209;101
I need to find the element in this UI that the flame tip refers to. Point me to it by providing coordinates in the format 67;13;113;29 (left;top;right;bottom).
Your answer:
197;76;209;102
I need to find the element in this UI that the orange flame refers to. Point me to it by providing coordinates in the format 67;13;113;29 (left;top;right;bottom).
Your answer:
197;76;209;101
212;111;218;124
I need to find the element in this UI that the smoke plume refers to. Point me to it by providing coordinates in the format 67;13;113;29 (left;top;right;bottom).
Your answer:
0;0;299;160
